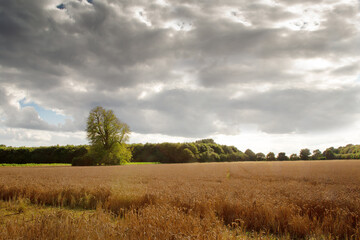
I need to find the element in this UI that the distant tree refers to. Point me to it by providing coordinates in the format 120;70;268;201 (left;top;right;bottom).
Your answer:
277;152;289;161
86;106;131;165
312;149;323;160
195;139;215;144
299;148;311;160
244;149;256;161
255;152;265;161
323;148;335;160
328;146;338;154
266;152;276;161
289;153;300;160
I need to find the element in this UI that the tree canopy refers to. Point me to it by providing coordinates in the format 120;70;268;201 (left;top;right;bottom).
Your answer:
86;106;131;165
266;152;276;161
277;152;289;161
300;148;311;160
87;106;130;150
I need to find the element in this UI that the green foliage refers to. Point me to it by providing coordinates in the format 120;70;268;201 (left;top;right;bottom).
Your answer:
0;145;88;164
0;163;71;167
244;149;256;161
87;106;130;150
75;143;132;166
323;148;335;160
255;152;265;161
183;148;196;163
300;148;311;160
199;151;220;162
125;162;160;165
195;139;216;144
266;152;276;161
337;144;360;155
113;143;132;165
86;106;130;165
72;154;95;166
131;140;247;163
289;154;300;160
3;141;360;166
277;152;289;161
209;144;225;155
290;144;360;161
312;149;324;160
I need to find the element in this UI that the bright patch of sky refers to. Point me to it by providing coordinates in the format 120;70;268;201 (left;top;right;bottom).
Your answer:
132;7;152;27
19;99;68;126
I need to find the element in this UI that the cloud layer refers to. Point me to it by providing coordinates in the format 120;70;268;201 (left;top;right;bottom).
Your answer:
0;0;359;145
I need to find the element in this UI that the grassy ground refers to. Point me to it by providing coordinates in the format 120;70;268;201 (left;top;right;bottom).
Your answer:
0;162;159;167
1;160;360;239
0;163;72;167
125;162;160;165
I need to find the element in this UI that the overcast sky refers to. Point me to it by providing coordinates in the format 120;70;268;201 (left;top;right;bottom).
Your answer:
0;0;359;154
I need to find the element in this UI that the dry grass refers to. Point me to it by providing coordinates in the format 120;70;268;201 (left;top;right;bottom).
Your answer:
1;160;360;239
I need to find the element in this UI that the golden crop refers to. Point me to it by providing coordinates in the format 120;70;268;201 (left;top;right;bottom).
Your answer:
1;160;360;239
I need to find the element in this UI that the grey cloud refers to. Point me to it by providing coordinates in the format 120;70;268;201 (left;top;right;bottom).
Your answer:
231;87;360;133
198;59;300;87
0;0;176;89
131;89;227;137
332;63;359;76
5;106;53;130
332;3;359;18
244;2;299;26
0;0;359;138
106;87;360;137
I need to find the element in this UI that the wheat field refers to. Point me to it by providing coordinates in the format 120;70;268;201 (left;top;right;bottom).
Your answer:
1;160;360;239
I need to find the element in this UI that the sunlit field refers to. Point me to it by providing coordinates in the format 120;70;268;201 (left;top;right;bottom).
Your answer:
1;160;360;239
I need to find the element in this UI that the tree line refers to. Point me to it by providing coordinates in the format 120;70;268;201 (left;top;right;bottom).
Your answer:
130;139;248;163
131;141;360;163
0;145;87;164
1;141;360;165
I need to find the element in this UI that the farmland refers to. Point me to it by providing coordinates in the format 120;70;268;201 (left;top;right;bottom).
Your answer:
1;160;360;239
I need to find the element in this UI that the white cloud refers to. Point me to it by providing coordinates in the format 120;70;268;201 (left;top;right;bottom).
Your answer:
0;127;86;147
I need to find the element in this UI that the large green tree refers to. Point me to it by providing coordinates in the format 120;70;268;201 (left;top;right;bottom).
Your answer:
244;149;256;161
255;152;265;161
299;148;311;160
86;106;131;165
266;152;276;161
277;152;289;161
312;149;323;160
289;153;300;160
323;148;335;160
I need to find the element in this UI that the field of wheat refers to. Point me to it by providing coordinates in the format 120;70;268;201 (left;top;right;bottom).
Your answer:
1;160;360;239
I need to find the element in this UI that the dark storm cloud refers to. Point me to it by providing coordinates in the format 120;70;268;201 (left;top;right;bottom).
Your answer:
0;0;359;138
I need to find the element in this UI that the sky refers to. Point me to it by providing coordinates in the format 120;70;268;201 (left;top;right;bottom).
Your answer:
0;0;359;155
